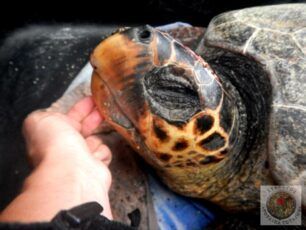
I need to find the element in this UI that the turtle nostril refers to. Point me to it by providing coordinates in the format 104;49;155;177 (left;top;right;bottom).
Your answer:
139;29;151;39
138;28;152;43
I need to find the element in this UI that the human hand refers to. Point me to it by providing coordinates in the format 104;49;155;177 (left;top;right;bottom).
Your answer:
23;96;111;167
0;96;113;222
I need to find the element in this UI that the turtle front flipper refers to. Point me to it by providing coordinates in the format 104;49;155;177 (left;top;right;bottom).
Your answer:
200;3;306;209
270;105;306;208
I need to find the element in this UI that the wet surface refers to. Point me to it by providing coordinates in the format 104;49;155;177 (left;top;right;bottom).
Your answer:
0;25;116;209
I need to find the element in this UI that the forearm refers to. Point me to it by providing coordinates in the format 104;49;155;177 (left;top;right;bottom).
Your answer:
0;154;112;222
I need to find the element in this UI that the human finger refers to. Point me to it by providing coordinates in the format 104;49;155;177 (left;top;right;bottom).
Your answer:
93;145;112;166
85;135;104;153
66;96;95;123
81;109;103;137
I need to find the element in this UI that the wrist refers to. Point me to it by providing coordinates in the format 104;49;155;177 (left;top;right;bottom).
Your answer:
19;157;112;219
24;150;112;198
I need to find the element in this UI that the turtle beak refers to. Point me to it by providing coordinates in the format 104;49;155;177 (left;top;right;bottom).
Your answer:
90;26;155;126
90;26;153;85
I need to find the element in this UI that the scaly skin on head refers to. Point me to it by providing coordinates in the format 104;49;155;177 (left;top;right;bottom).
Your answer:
90;25;263;212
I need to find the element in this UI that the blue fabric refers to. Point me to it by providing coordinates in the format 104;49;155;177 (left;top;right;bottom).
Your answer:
148;174;215;230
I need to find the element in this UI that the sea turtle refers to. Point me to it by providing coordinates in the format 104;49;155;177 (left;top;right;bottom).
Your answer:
90;3;306;214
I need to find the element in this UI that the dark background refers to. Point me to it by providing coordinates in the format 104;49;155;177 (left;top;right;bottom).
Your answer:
1;0;304;35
